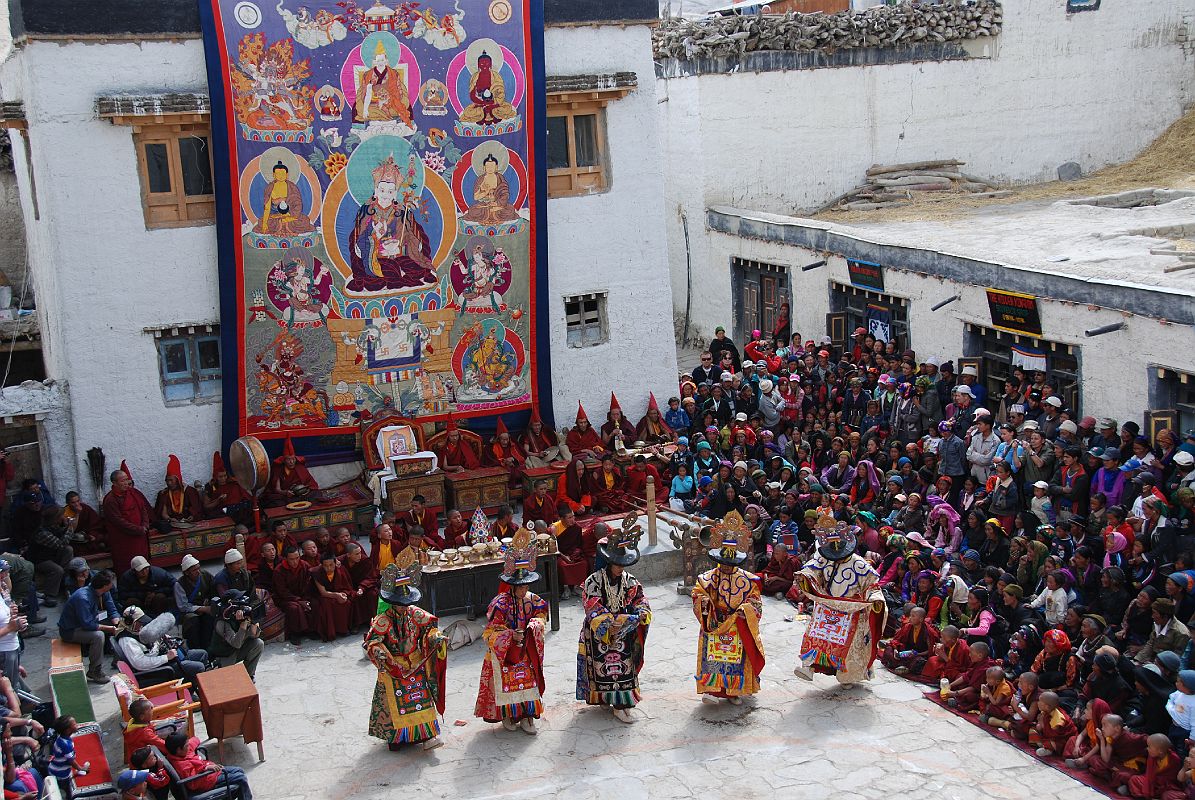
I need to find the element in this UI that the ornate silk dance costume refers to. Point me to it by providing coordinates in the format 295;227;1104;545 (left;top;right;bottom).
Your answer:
795;514;887;685
577;569;651;709
474;590;548;723
692;567;765;697
363;604;447;745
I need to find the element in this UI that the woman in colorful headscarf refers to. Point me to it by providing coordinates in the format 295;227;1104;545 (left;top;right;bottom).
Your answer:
1012;535;1050;591
877;531;906;589
1032;628;1081;709
848;460;881;511
1102;528;1128;569
854;511;880;555
927;499;962;554
900;551;926;603
978;519;1011;569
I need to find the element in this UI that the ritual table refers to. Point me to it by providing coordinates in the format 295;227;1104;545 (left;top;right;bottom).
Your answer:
262;480;374;538
421;551;560;631
385;470;447;518
148;515;236;568
445;467;510;514
521;465;565;498
195;663;265;762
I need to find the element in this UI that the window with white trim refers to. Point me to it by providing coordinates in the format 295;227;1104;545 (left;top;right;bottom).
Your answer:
564;292;607;348
153;328;222;403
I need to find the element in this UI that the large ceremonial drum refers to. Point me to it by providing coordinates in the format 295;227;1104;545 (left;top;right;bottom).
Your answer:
229;436;270;494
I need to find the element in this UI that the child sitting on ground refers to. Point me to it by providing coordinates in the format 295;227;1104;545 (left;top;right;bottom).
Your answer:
165;732;254;800
923;625;971;682
1083;712;1147;783
978;665;1015;726
1008;671;1043;739
1167;670;1195;755
946;641;995;712
880;606;938;676
1030;691;1077;757
1116;733;1181;798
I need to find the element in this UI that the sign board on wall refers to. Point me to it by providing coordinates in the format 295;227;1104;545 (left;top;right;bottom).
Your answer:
1067;0;1100;12
986;289;1043;336
846;259;884;292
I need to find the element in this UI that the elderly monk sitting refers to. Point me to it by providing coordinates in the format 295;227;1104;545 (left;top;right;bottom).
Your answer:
436;417;480;473
758;541;800;598
262;437;318;508
154;455;205;523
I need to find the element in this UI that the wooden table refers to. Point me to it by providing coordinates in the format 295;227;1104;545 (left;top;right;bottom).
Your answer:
421;552;560;631
195;663;265;762
384;470;446;518
147;516;236;568
262;480;374;537
445;466;510;514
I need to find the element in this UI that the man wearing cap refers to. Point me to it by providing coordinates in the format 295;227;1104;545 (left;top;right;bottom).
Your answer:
708;326;741;374
693;511;764;705
1093;449;1128;510
1091;419;1120;454
578;520;651;724
945;384;975;432
475;528;549;735
113;604;208;684
116;768;152;800
966;412;1000;484
1022;430;1056;490
958;364;986;407
1168;451;1195;496
174;554;217;650
101;469;155;575
794;512;885;685
364;549;448;751
1134;596;1189;665
115;556;175;618
1037;395;1064;439
937;422;968;504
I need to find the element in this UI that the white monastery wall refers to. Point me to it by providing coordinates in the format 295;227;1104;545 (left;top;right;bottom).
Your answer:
544;24;679;429
662;0;1195;344
5;40;219;503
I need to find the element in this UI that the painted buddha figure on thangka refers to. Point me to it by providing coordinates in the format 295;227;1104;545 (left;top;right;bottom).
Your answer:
459;45;517;127
347;154;437;293
452;236;510;314
462;152;520;227
354;39;414;128
463;320;518;394
255;160;316;238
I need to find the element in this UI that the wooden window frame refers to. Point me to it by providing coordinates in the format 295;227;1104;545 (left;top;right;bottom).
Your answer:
564;292;608;348
153;328;223;405
545;88;628;199
130;119;215;229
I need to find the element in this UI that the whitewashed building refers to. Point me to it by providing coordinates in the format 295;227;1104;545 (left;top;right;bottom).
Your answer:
0;0;676;503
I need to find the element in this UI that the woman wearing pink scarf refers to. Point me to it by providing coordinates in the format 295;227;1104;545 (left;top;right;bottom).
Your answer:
927;498;963;554
1102;529;1127;568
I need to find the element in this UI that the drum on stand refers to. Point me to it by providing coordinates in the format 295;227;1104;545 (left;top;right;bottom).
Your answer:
229;436;270;532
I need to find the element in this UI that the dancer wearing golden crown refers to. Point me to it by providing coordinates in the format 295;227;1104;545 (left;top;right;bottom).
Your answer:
692;511;765;705
363;549;448;751
793;513;887;685
474;527;549;735
577;514;652;723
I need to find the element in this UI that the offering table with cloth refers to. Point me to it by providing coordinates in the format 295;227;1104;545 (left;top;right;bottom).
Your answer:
195;662;265;762
261;480;374;537
420;542;560;631
147;515;237;568
384;468;447;518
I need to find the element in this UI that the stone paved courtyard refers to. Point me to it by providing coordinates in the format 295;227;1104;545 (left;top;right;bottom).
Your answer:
33;582;1111;800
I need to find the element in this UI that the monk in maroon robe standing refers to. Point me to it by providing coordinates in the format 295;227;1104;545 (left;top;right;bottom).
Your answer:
272;545;314;644
437;417;480;473
311;552;353;641
262;437;318;508
550;505;592;597
154;454;206;522
486;417;526;489
341;542;379;630
102;468;154;574
565;404;604;460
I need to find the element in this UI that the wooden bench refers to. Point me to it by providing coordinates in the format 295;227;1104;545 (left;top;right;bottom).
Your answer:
50;640;83;670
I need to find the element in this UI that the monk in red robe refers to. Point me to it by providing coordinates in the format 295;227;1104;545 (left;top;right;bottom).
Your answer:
565;404;604;460
203;451;252;524
557;458;594;516
486;417;526;489
490;505;517;541
262;437;318;508
593;454;635;513
521;411;571;468
102;467;154;574
370;523;401;572
272;545;314;644
922;625;971;681
444;509;471;548
154;455;205;522
550;505;591;597
879;605;938;675
342;542;379;630
758;541;801;597
311;552;353;641
600;393;636;450
635;393;676;443
64;490;104;555
437;417;480;473
1028;691;1077;756
623;455;663;503
522;480;559;526
401;495;443;547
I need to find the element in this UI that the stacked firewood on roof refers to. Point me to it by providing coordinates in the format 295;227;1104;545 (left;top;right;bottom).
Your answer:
817;160;1011;212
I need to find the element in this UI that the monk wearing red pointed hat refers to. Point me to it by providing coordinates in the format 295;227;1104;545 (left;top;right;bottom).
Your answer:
521;409;572;468
203;451;253;524
154;455;206;523
600;393;636;450
486;417;527;489
635;393;676;444
565;403;604;461
262;437;319;507
436;415;480;473
102;463;155;573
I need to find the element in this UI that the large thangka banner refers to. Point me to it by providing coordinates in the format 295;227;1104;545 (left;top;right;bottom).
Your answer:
199;0;547;448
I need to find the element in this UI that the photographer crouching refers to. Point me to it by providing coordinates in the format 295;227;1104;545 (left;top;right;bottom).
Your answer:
113;606;208;685
210;589;264;680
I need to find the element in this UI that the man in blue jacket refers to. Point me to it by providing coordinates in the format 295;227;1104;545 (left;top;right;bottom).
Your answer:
58;570;119;683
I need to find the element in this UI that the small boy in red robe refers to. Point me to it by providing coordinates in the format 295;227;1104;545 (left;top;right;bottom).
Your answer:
490;505;517;540
1030;691;1078;757
551;505;591;599
881;605;938;676
123;698;200;765
444;509;471;548
946;641;995;712
978;665;1015;725
1078;710;1147;781
401;495;440;546
341;542;379;631
1008;671;1043;740
522;480;559;526
1118;734;1182;798
311;552;353;641
923;625;971;681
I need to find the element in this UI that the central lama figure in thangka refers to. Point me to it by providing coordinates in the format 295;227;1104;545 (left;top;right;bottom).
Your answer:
348;152;437;293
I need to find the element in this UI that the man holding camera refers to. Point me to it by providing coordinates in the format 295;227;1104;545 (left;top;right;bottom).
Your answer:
114;605;208;685
209;589;264;680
